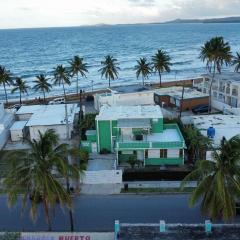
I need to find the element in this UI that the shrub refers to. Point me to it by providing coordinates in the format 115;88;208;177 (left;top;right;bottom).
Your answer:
79;149;89;163
127;155;138;169
0;233;20;240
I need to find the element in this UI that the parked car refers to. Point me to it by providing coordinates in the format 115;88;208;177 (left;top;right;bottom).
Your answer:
48;97;65;105
192;104;209;114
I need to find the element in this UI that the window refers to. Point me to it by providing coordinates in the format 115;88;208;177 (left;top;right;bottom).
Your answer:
145;150;148;158
179;149;183;158
148;150;160;158
160;149;167;158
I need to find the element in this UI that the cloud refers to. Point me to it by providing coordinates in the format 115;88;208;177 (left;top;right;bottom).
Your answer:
0;0;240;29
128;0;156;7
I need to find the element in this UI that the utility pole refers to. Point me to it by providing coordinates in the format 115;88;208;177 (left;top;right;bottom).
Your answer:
179;81;185;119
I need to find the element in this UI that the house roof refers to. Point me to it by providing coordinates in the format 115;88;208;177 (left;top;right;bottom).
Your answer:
96;105;163;121
202;72;240;84
155;87;209;100
18;104;79;126
10;121;28;131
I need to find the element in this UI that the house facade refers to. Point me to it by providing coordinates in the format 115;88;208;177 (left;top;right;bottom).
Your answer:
193;72;240;109
83;105;185;166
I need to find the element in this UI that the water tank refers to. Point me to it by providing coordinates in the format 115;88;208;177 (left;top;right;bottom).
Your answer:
207;127;215;138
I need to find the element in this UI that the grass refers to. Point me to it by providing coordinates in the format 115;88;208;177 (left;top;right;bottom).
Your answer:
121;187;194;194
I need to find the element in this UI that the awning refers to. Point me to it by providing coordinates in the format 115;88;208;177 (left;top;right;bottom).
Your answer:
117;118;151;128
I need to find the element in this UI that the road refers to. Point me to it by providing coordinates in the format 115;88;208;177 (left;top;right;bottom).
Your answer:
0;194;238;232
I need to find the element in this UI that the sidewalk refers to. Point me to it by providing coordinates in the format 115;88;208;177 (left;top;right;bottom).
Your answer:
123;181;197;188
80;183;122;195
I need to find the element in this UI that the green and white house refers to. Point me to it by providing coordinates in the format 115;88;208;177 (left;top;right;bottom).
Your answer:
82;105;186;166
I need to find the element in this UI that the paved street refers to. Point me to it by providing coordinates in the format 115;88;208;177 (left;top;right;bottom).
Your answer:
0;194;239;232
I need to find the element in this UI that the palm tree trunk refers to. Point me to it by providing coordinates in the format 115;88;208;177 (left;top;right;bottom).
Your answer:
20;91;22;105
66;177;74;232
208;62;216;114
108;77;111;88
142;76;144;86
76;73;79;96
3;82;8;104
43;198;52;231
62;80;70;140
43;90;46;104
159;71;162;87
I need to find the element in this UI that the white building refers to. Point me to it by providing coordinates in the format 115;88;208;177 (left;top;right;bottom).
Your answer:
192;114;240;147
16;104;79;141
94;84;155;111
0;103;15;149
193;72;240;111
10;121;28;141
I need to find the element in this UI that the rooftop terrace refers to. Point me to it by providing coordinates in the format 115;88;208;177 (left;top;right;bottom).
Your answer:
96;105;163;121
109;84;150;94
202;72;240;83
155;87;209;100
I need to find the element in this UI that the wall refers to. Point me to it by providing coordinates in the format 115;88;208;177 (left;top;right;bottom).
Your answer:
97;120;112;152
81;170;122;184
29;124;74;141
95;91;155;110
181;97;209;110
17;113;33;121
151;118;163;133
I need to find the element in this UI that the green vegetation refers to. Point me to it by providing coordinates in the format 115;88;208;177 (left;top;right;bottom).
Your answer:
199;36;232;113
79;113;97;139
0;66;12;104
135;57;152;85
182;135;240;221
11;77;29;104
0;232;20;240
121;187;194;194
33;74;52;104
152;49;172;87
69;55;89;95
127;155;139;169
232;52;240;72
99;55;120;87
3;129;83;232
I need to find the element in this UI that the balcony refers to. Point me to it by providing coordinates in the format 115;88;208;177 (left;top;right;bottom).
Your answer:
116;124;185;150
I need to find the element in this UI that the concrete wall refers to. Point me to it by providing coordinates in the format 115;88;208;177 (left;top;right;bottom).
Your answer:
95;91;155;110
81;170;122;184
29;124;74;141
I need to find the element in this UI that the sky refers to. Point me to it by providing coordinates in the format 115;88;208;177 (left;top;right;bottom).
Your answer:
0;0;240;29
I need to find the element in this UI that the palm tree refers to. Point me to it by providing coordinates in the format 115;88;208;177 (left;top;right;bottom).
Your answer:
53;65;71;140
3;130;73;231
99;55;120;87
152;49;172;87
0;66;12;104
183;126;211;164
11;77;29;104
135;58;152;85
69;56;88;95
199;37;232;113
232;52;240;72
182;135;240;221
33;74;52;104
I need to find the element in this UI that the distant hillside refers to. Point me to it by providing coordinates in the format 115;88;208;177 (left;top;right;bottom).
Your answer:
164;17;240;24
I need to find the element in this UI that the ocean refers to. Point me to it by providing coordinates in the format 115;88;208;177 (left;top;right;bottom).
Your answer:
0;23;239;101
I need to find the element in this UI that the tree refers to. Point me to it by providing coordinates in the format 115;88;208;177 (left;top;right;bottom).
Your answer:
232;52;240;72
183;126;211;164
53;65;71;140
135;58;152;85
99;55;120;87
3;130;72;231
33;74;52;104
152;49;172;87
182;135;240;221
199;37;232;113
0;66;12;104
11;77;29;104
69;56;88;95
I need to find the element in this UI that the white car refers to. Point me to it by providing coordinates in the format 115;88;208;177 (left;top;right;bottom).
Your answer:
48;97;65;105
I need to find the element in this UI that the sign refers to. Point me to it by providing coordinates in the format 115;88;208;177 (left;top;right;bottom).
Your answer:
21;232;114;240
